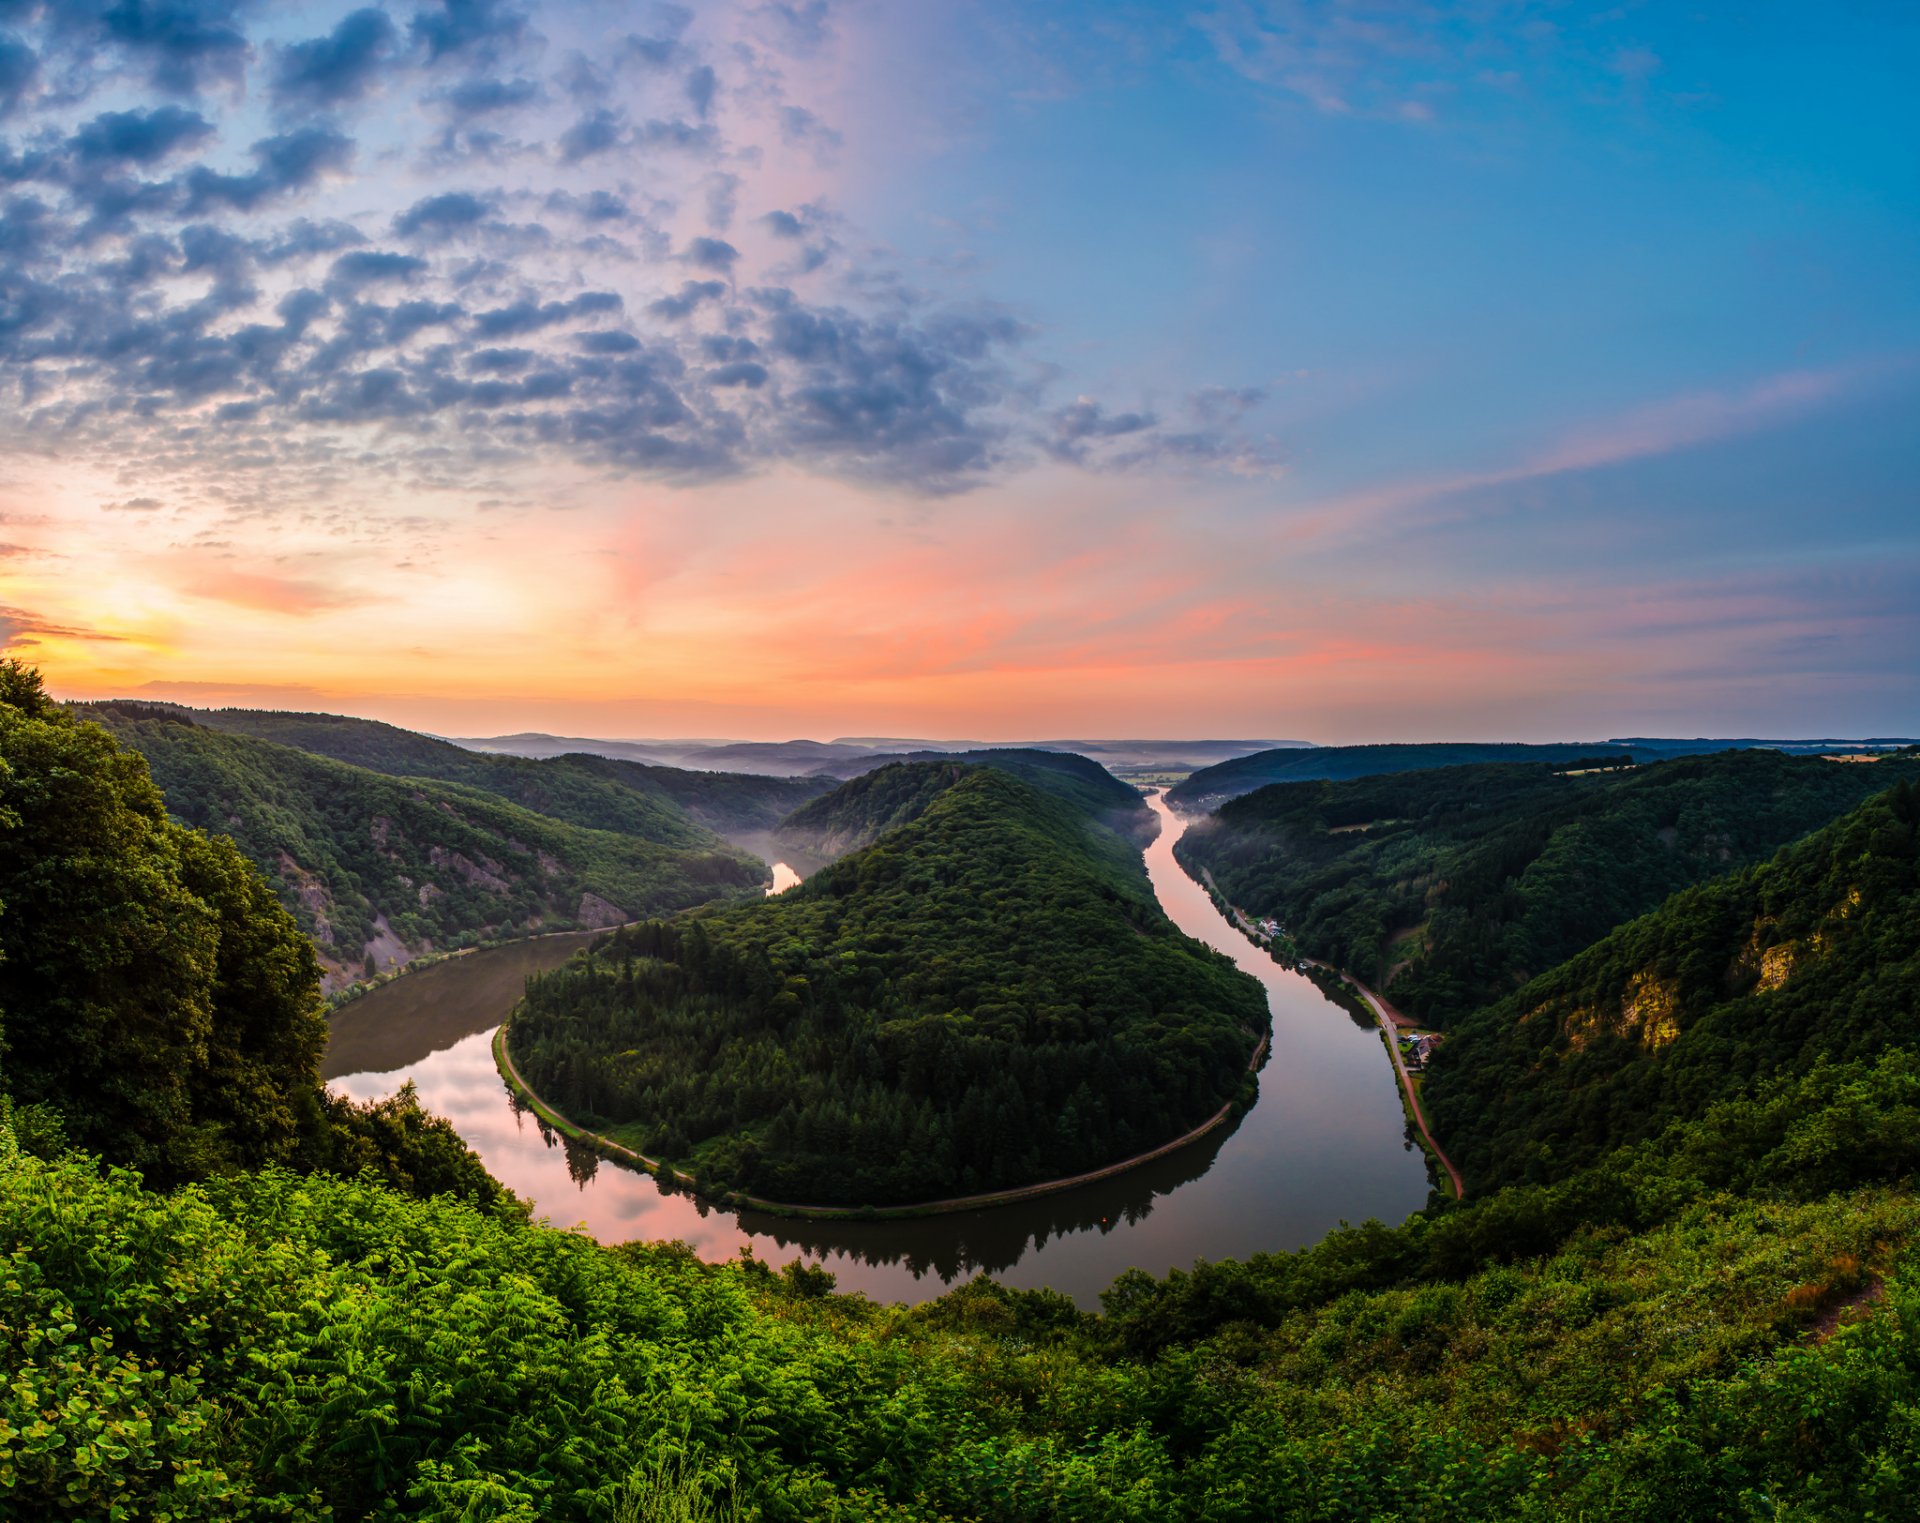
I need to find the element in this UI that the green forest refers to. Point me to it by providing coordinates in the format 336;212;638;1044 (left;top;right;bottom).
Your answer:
507;763;1265;1205
11;666;1920;1520
1425;776;1920;1192
1176;748;1920;1026
89;704;766;989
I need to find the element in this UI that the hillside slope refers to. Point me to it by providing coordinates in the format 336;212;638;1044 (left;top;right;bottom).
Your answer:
1425;778;1920;1192
1166;741;1631;809
1176;749;1920;1026
509;763;1266;1205
91;708;764;990
159;704;836;837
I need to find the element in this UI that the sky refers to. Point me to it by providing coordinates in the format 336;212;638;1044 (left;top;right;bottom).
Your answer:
1;0;1915;742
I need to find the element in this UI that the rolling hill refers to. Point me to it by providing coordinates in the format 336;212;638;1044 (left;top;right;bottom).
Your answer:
784;747;1155;850
1165;741;1634;809
88;706;767;991
167;705;836;837
1175;748;1920;1027
508;762;1267;1205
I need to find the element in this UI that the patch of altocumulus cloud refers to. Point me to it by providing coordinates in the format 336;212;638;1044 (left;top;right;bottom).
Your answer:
0;0;1261;501
1196;0;1696;124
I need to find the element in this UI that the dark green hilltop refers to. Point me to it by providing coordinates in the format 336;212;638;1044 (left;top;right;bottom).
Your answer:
1165;739;1636;809
507;760;1267;1206
1176;746;1920;1027
9;663;1920;1521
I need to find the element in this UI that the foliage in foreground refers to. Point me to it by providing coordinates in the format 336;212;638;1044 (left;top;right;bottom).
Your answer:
6;1049;1920;1522
510;764;1266;1205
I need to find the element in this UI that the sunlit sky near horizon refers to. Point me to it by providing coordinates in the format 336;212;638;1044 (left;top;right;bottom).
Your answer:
3;0;1916;742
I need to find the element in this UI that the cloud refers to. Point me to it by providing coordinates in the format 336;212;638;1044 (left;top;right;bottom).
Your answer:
471;290;622;337
393;190;491;239
410;0;531;66
647;279;726;319
183;127;354;212
437;75;541;116
272;8;396;112
680;236;738;273
0;0;1249;508
71;104;212;162
0;604;125;649
0;34;37;118
81;0;252;95
557;107;620;162
1280;364;1872;545
752;1;833;58
184;568;375;614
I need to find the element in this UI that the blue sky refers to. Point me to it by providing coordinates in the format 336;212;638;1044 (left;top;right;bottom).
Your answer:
2;0;1915;738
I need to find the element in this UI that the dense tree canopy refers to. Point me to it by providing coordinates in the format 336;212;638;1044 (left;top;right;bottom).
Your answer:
510;764;1266;1204
1177;748;1920;1026
1425;777;1920;1192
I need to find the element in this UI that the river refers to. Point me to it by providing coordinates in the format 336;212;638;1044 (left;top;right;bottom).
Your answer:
325;790;1432;1308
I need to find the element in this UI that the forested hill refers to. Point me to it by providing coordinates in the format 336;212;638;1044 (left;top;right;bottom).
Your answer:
157;704;836;836
1425;777;1920;1193
1166;740;1632;809
89;706;765;991
509;763;1266;1205
779;749;1152;859
1176;748;1920;1028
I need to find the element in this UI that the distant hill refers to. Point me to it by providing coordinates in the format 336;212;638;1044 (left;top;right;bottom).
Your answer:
137;706;835;839
508;763;1267;1206
788;748;1154;848
87;706;765;991
1425;776;1920;1193
455;730;1298;777
1176;748;1920;1028
1166;741;1632;809
453;732;691;765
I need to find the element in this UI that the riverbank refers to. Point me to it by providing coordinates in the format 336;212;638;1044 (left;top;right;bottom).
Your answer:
493;1019;1271;1221
1305;961;1464;1199
1188;864;1464;1200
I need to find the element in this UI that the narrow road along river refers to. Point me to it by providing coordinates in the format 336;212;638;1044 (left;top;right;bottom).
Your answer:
325;790;1432;1308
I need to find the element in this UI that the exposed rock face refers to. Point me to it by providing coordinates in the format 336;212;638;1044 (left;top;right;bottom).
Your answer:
427;845;512;894
275;851;335;946
576;892;627;929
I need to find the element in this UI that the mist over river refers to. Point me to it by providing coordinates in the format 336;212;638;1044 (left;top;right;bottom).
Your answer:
325;791;1431;1308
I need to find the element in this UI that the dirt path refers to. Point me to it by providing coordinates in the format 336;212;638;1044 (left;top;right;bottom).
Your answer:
494;1023;1271;1221
1307;962;1465;1199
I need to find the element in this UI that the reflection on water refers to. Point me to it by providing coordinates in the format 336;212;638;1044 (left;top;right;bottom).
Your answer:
325;791;1431;1307
766;861;802;895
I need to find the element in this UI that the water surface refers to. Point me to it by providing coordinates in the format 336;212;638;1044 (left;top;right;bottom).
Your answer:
326;792;1431;1307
